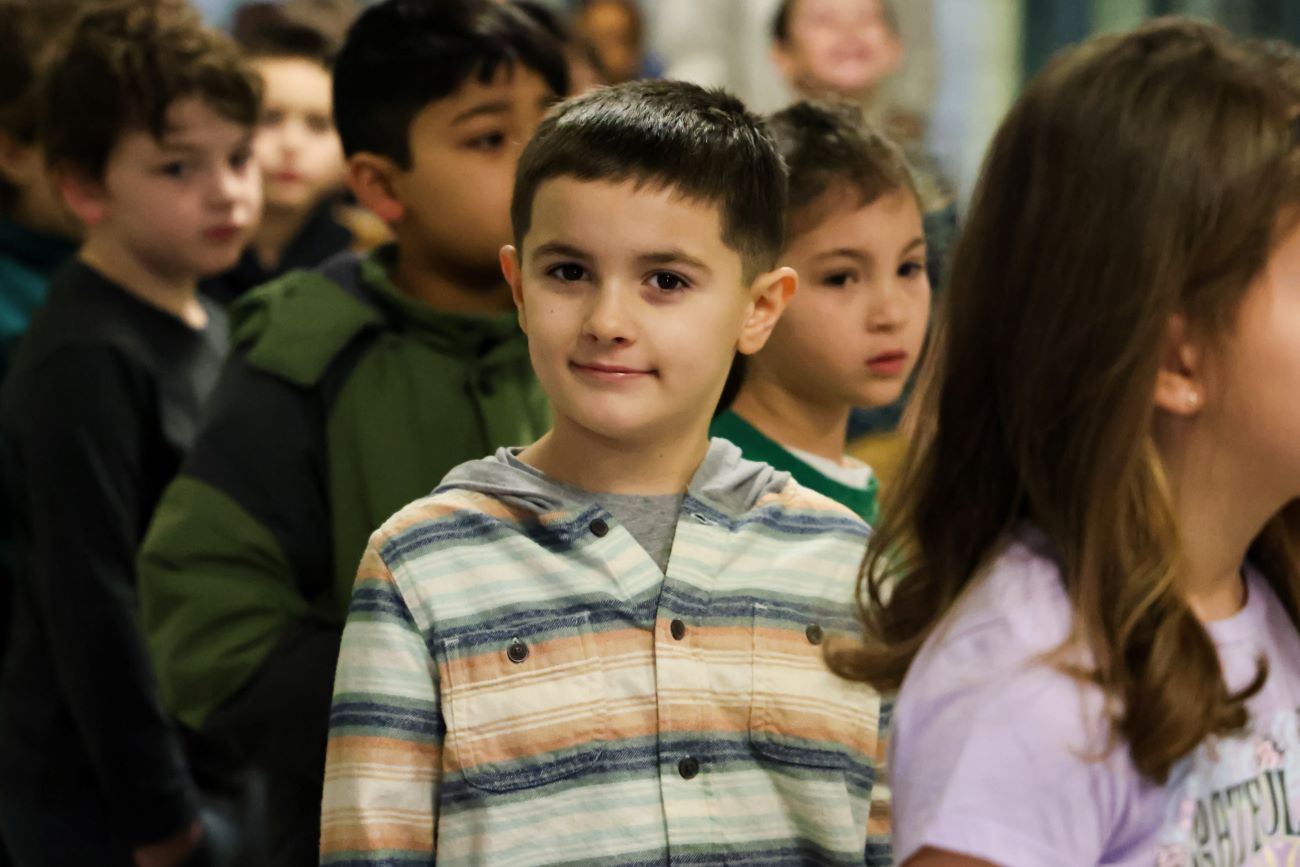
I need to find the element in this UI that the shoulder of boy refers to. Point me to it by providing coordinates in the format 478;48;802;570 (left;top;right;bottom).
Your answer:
763;475;871;536
228;268;386;388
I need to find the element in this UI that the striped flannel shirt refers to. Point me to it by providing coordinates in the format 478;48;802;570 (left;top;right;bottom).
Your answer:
321;441;890;866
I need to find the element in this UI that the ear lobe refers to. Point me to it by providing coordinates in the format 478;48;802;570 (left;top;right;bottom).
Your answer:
500;245;527;333
347;154;404;224
56;168;108;226
737;265;797;356
1153;314;1204;417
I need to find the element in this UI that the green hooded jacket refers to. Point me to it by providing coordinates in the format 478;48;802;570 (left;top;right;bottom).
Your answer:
138;247;549;731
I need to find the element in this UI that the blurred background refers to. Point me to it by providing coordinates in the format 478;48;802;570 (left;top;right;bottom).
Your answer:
191;0;1300;212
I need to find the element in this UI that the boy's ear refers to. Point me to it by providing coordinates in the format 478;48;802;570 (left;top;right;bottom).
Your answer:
347;153;405;224
500;244;527;333
737;265;797;356
56;166;109;226
1153;313;1205;417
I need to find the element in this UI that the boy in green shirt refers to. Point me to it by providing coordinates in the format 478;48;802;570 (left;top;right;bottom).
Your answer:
712;102;930;522
137;1;567;863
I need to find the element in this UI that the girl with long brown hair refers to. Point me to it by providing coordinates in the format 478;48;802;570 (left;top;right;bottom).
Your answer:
831;18;1300;866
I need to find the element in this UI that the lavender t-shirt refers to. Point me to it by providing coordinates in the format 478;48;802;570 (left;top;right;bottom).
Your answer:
892;532;1300;867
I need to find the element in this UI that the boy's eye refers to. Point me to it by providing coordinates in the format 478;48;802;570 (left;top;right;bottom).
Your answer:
899;261;925;279
547;263;587;282
306;114;333;135
260;109;285;128
159;161;190;178
230;147;253;170
823;271;856;288
649;272;688;292
466;131;507;152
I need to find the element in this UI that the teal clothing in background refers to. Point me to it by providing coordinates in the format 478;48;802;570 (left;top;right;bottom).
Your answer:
0;221;77;378
710;410;880;524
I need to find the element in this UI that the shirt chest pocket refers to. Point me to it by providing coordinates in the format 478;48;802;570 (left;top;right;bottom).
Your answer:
749;601;881;771
439;611;609;793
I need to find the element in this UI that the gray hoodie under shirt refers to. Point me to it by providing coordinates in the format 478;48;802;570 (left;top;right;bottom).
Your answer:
438;439;791;574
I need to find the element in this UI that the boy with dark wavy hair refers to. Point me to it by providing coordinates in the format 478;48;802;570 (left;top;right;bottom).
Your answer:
0;1;261;863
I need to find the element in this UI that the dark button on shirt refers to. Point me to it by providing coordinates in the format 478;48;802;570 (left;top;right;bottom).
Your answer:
677;756;700;780
507;639;529;664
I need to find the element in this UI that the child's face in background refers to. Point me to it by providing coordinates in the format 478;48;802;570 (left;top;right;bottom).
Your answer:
774;0;902;100
575;0;641;84
252;56;345;214
78;97;262;281
752;187;928;410
506;178;775;448
390;65;554;287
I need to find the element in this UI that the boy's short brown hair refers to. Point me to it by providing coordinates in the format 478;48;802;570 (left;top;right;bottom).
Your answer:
768;100;916;241
512;80;787;281
40;0;262;182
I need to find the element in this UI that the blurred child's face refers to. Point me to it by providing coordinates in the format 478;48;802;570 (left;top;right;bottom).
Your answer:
505;178;780;447
252;56;345;213
774;0;902;100
576;0;641;84
390;65;554;286
74;97;262;281
752;187;928;410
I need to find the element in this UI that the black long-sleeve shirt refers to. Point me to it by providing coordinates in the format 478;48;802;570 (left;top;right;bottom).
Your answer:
0;260;227;851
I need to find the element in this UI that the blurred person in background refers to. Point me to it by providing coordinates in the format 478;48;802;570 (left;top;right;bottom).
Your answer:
0;1;264;863
516;0;610;94
202;2;351;306
572;0;661;83
136;2;567;863
770;0;956;483
0;1;81;382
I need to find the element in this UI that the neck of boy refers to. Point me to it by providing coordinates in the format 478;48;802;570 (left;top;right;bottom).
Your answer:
252;203;314;271
517;418;712;496
730;376;850;464
77;236;208;329
1161;423;1267;623
390;242;515;316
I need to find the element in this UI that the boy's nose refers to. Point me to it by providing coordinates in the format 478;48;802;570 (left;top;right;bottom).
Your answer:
583;285;636;344
211;163;253;207
866;286;907;332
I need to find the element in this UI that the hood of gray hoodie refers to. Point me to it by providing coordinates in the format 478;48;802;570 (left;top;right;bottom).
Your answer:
438;437;791;517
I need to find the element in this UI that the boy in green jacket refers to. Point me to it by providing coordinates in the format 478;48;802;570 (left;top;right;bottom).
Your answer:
137;2;567;864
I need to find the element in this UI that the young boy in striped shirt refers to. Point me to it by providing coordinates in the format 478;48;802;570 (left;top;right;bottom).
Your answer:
321;80;890;867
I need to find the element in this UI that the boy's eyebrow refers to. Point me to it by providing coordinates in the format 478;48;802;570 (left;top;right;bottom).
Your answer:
812;237;927;262
452;100;511;124
637;250;713;274
533;241;591;260
157;131;253;154
813;248;873;264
